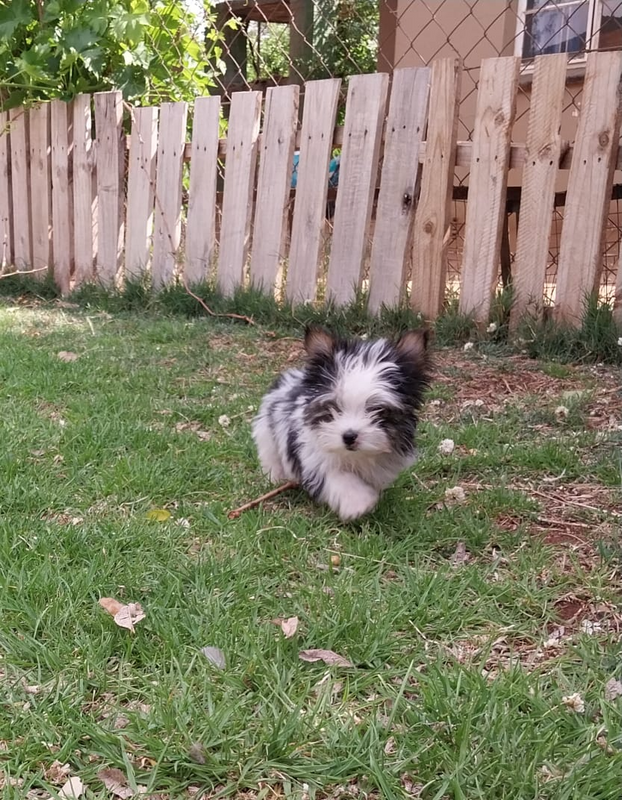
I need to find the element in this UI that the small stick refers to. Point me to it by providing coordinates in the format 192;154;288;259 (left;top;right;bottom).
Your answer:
228;481;299;519
183;281;255;326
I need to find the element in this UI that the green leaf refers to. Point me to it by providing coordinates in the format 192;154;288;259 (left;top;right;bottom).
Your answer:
62;26;99;53
0;0;33;40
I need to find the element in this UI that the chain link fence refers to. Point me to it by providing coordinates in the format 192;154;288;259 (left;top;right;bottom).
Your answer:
201;0;621;305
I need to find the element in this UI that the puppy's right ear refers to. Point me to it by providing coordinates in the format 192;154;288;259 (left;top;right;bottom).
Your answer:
304;326;336;359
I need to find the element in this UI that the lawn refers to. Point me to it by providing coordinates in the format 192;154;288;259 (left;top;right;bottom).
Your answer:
0;298;621;799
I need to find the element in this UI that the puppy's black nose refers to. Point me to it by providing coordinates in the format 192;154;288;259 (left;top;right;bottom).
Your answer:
342;430;358;447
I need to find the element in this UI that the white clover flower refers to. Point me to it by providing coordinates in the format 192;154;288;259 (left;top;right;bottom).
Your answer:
438;438;455;456
554;405;569;419
487;322;497;334
463;342;474;351
218;414;231;428
618;337;622;347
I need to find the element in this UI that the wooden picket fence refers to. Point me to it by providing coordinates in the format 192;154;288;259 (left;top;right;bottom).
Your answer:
1;52;622;327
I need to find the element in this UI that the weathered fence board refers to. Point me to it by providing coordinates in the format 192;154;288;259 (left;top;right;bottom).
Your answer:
217;90;262;297
459;57;520;323
50;100;72;294
126;107;159;281
94;91;124;286
555;51;622;324
286;78;341;303
250;84;299;292
410;58;461;318
185;96;220;285
29;103;51;277
510;54;567;328
9;107;31;270
73;95;95;286
0;113;11;267
326;72;389;306
367;67;430;313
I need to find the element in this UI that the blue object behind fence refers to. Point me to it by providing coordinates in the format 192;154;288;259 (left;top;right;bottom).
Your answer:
291;152;340;189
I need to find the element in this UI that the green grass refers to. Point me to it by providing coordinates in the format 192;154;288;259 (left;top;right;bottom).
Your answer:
0;299;621;799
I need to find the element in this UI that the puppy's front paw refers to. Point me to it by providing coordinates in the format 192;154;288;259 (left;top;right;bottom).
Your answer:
324;474;379;521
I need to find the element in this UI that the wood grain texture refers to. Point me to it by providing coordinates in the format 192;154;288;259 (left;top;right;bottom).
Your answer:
94;91;124;286
250;84;299;293
326;72;389;306
459;57;520;323
410;58;460;318
29;103;52;278
185;96;220;285
73;94;95;286
125;106;159;280
152;102;188;289
9;106;31;270
367;68;430;313
555;51;622;324
50;100;72;294
217;91;262;296
510;54;567;328
0;112;11;267
286;78;341;303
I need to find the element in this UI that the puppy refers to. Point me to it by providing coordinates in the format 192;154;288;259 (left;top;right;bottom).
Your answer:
252;326;431;521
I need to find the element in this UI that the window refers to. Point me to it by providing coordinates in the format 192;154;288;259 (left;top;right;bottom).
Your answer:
515;0;622;61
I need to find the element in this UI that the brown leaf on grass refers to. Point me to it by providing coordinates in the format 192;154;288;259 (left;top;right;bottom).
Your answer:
188;743;207;765
384;736;396;755
298;649;353;668
42;761;70;784
58;776;85;798
97;768;146;798
271;616;299;639
57;351;79;362
449;540;469;568
605;678;622;701
400;775;424;796
98;598;146;633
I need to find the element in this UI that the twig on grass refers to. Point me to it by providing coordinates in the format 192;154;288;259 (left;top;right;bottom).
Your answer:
228;481;298;519
183;281;256;326
1;266;49;279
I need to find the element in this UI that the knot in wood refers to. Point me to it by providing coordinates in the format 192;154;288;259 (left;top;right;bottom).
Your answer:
599;131;610;148
423;220;435;234
494;112;505;126
402;191;412;208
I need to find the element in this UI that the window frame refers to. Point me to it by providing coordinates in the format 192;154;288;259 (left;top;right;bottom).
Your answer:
513;0;604;63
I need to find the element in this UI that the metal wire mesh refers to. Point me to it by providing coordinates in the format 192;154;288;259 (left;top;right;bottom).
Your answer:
204;0;622;302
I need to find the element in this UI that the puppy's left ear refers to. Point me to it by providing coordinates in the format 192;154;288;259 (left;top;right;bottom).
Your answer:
395;328;430;368
304;325;336;359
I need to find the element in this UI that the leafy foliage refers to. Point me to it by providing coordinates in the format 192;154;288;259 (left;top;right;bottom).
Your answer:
245;0;378;83
0;0;225;110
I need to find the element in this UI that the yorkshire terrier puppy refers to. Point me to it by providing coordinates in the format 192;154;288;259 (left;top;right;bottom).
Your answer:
252;326;431;521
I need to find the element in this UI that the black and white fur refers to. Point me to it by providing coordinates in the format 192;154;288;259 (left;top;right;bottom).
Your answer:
252;326;431;521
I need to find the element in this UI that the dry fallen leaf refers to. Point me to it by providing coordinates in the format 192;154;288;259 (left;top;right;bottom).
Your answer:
201;646;226;669
98;597;124;616
449;541;469;568
57;351;79;362
298;649;353;668
98;767;146;799
99;598;146;633
605;678;622;701
561;692;585;713
58;777;84;798
43;761;71;784
384;736;396;755
188;743;207;765
271;616;299;639
145;508;171;522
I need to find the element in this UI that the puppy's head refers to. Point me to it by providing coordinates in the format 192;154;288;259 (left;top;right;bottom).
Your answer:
302;326;430;457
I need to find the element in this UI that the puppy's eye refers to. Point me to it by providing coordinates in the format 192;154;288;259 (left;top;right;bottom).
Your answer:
306;400;338;426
